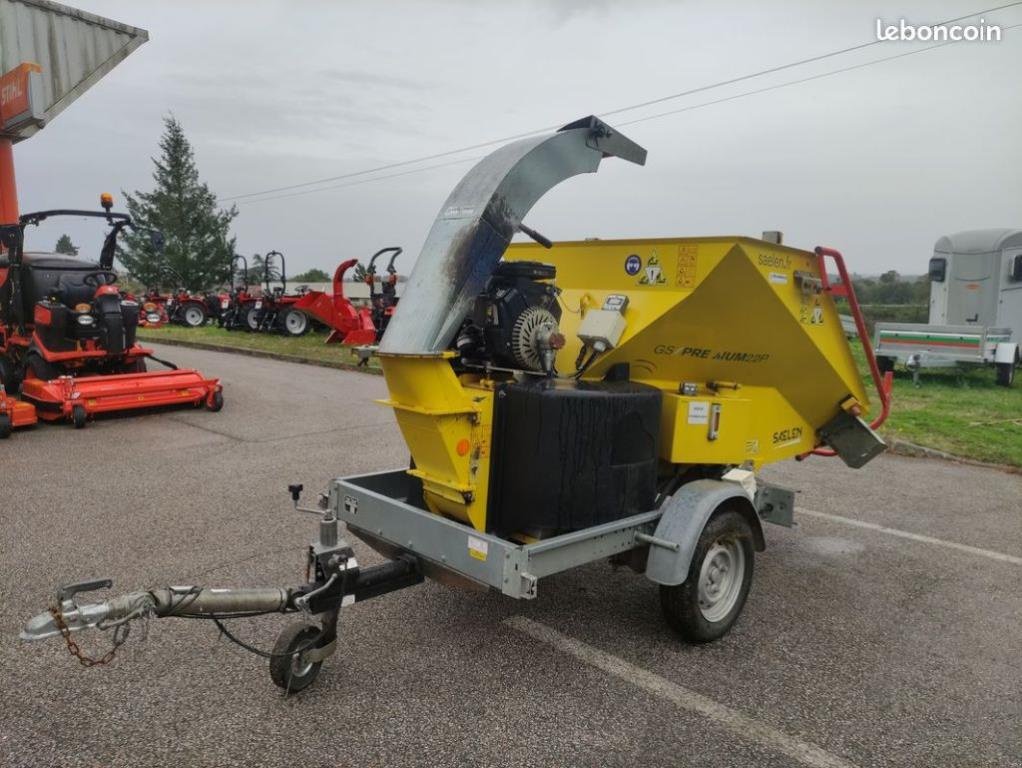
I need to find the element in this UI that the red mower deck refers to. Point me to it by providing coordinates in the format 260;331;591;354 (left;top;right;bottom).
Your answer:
20;368;222;426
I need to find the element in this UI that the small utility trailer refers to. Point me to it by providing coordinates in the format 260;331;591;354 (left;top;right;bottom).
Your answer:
875;229;1022;386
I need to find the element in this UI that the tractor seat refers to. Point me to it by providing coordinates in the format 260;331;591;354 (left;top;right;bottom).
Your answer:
21;252;105;310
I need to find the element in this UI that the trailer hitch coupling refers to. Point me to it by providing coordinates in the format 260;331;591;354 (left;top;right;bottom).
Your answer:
21;485;424;692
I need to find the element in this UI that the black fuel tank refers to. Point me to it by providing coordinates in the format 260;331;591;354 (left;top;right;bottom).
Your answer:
488;378;661;537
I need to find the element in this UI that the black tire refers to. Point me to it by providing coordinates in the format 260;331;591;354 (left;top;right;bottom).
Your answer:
244;305;262;332
877;356;896;375
71;404;87;429
659;508;754;644
269;623;323;693
181;303;207;328
280;308;310;337
995;362;1015;387
207;390;224;412
26;353;60;382
0;414;11;439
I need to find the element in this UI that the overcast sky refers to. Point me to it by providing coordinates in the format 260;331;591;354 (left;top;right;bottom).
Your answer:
13;0;1022;276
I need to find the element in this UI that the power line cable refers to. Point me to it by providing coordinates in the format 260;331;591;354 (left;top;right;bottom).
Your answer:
237;19;1020;206
223;2;1021;202
224;1;1019;203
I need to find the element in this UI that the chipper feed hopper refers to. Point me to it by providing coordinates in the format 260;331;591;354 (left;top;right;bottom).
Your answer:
21;117;889;692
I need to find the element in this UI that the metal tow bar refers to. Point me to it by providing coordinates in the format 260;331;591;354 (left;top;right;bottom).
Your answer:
21;486;423;693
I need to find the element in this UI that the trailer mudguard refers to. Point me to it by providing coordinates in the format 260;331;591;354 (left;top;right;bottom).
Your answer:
994;341;1019;365
645;479;765;587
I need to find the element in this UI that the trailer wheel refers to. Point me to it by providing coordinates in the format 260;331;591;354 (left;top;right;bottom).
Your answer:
269;623;323;693
71;404;87;430
280;308;310;336
182;303;207;328
0;414;11;439
995;362;1015;387
659;509;754;643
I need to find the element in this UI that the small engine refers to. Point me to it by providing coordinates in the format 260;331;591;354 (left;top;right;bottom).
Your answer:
455;261;564;374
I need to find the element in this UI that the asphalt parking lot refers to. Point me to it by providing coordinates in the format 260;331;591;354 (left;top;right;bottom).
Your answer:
1;344;1019;768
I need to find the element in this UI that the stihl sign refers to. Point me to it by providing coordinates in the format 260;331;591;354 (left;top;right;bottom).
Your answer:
0;63;45;135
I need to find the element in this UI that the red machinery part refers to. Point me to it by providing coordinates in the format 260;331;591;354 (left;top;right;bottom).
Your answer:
292;258;377;345
808;246;893;458
20;368;222;423
0;386;37;436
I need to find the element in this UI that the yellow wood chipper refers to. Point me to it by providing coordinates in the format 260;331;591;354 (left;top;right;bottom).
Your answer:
21;116;890;693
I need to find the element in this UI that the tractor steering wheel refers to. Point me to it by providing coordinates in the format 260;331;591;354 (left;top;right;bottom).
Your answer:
82;270;118;287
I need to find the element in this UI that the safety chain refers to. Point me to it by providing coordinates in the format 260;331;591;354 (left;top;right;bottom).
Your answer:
49;606;127;667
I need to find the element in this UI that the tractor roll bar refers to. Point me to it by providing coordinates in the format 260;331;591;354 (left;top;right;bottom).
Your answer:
264;250;286;293
366;247;401;277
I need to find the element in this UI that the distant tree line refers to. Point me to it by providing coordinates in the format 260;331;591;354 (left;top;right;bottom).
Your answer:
851;270;930;306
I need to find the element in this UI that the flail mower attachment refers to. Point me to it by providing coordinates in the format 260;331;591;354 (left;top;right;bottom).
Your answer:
19;365;223;427
20;486;422;692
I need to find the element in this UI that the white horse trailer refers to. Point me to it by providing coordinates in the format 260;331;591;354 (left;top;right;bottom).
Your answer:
875;229;1022;386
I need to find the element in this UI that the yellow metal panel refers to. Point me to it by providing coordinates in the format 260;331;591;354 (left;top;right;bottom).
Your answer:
379;356;493;531
507;236;869;458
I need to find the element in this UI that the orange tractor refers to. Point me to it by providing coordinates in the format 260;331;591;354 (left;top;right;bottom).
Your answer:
0;196;223;435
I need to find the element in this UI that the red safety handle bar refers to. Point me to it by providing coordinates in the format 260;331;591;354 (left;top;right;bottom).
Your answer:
807;246;892;458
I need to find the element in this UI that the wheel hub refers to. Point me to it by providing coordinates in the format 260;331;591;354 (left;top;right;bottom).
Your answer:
697;539;745;623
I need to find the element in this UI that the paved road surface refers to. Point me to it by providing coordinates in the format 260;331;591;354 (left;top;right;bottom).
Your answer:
1;345;1019;768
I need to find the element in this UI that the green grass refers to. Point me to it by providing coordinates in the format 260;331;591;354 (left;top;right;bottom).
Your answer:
851;343;1022;467
139;326;1021;468
137;325;381;371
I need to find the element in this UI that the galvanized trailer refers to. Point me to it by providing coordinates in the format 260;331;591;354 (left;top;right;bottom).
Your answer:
875;229;1022;386
332;469;793;602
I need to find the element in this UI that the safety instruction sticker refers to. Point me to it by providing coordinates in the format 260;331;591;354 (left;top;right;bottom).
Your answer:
639;251;667;286
468;535;489;562
676;244;698;289
687;401;710;425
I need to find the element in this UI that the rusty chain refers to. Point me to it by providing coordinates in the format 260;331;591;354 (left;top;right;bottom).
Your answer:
49;606;126;667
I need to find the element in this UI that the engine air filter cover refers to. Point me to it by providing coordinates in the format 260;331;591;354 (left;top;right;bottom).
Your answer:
488;378;661;536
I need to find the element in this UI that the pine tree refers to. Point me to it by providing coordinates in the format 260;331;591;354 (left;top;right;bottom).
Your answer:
54;234;78;255
118;116;237;291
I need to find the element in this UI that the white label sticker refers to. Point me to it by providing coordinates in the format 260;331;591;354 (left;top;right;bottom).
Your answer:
468;536;488;561
688;401;710;425
769;272;789;285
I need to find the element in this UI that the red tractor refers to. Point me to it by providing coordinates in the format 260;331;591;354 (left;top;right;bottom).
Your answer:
133;286;170;328
292;256;377;345
217;255;257;330
247;250;311;336
0;196;222;434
